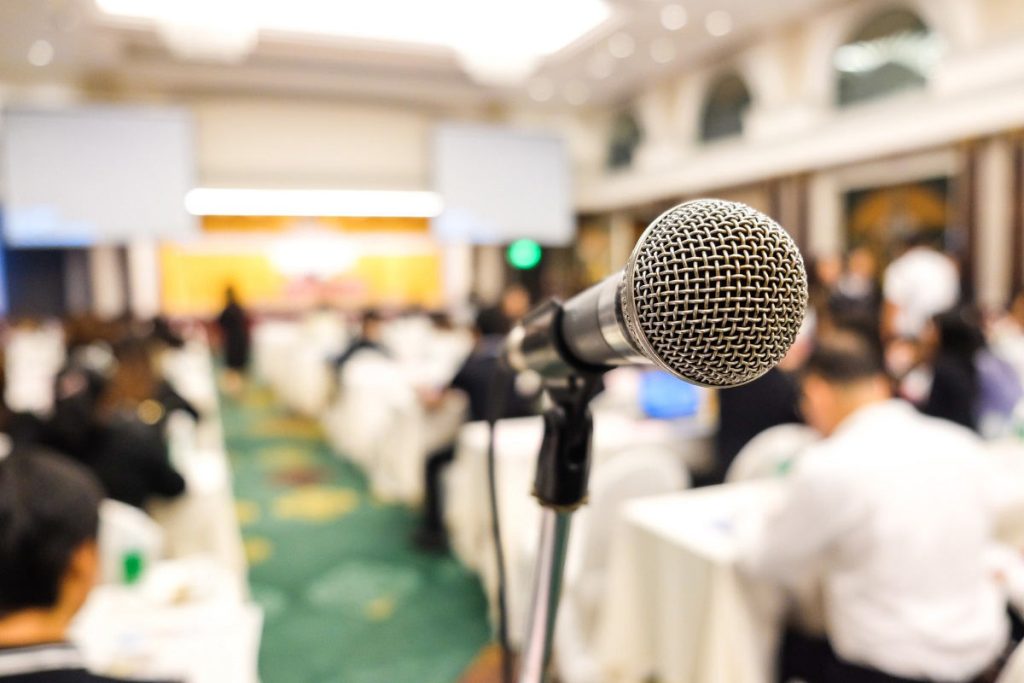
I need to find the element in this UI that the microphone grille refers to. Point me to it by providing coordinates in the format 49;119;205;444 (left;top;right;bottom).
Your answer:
622;199;808;387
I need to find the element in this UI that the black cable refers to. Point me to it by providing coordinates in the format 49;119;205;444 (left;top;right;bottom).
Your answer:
485;364;513;683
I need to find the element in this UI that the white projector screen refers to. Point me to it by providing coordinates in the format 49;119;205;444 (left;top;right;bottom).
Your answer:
1;105;197;247
431;123;573;245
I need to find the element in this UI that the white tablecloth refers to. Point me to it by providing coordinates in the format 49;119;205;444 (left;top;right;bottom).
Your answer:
154;341;248;588
3;324;65;414
71;560;262;683
444;411;712;639
597;482;784;683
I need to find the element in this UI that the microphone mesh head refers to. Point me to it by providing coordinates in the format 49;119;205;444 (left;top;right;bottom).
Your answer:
622;199;807;387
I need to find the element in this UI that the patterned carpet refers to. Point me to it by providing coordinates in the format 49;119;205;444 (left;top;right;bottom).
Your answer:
222;383;491;683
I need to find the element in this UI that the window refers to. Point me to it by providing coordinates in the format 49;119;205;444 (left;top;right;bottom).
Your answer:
607;109;642;170
699;71;751;143
835;8;943;106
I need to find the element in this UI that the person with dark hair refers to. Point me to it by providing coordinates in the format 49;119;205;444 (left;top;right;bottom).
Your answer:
330;309;389;374
921;308;985;430
149;316;185;350
705;367;802;486
738;332;1007;683
412;307;539;552
215;286;250;395
36;364;108;465
83;340;188;510
0;449;173;682
828;247;882;343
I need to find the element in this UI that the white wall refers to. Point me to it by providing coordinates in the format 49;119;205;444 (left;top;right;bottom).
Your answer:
576;0;1024;210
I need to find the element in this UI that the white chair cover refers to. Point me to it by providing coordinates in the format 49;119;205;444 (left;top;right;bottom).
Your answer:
323;352;429;503
554;449;689;683
4;324;65;414
725;423;819;483
98;499;165;585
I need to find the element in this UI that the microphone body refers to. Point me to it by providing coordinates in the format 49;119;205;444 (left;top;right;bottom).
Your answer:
504;199;808;388
505;273;639;379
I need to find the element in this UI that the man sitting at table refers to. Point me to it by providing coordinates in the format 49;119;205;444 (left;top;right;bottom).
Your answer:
412;307;539;552
738;332;1008;683
0;448;174;682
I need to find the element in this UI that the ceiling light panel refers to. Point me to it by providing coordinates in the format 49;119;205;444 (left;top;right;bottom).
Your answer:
96;0;611;62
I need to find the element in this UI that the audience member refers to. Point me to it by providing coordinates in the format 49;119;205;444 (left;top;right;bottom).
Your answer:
330;309;389;373
98;339;199;429
738;333;1008;683
0;448;175;682
705;367;801;486
920;308;985;431
807;254;842;322
476;283;532;336
413;307;539;552
499;283;530;328
829;246;881;336
216;286;250;394
84;340;189;509
882;231;960;340
37;363;108;465
149;316;185;350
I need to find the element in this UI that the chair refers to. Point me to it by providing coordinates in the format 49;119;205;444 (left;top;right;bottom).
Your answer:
323;352;429;503
98;499;165;584
725;423;819;483
553;449;689;683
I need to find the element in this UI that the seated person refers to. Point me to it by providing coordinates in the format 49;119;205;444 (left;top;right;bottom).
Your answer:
0;448;174;682
738;333;1007;683
921;309;984;431
413;308;539;551
331;309;389;373
37;364;108;465
88;417;186;511
706;367;802;486
88;339;189;509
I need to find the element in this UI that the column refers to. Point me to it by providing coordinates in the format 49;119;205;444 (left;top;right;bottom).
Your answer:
1011;133;1024;294
608;212;636;272
474;245;505;305
975;137;1014;309
88;245;126;319
127;241;162;319
441;242;474;311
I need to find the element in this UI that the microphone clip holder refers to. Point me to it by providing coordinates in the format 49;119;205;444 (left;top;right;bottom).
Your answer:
517;370;602;683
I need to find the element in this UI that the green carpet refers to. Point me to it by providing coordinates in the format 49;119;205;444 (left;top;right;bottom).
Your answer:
221;384;491;683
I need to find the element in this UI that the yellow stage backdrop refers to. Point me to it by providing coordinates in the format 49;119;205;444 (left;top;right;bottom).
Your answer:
160;216;443;316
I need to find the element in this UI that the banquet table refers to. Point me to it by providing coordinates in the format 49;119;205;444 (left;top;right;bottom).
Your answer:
154;340;248;588
444;411;713;639
71;559;262;683
596;482;785;683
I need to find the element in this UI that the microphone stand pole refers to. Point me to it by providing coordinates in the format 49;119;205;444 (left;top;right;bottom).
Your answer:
517;373;600;683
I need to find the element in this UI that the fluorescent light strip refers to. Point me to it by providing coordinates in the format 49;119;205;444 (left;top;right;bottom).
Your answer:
95;0;611;59
184;188;444;218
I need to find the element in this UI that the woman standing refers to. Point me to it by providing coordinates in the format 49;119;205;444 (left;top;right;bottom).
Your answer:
217;286;250;395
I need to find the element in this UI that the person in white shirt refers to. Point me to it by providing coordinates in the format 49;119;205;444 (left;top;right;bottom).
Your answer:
883;233;960;340
739;332;1008;683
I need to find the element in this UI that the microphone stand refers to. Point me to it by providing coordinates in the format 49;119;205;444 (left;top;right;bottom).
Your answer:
517;373;601;683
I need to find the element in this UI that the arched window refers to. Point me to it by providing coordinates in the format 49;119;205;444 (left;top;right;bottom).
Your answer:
834;8;943;106
699;71;751;143
607;109;643;170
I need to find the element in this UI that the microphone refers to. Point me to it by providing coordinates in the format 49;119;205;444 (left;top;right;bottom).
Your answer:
504;198;808;387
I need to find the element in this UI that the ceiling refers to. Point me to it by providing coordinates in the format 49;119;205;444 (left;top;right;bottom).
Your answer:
0;0;843;111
